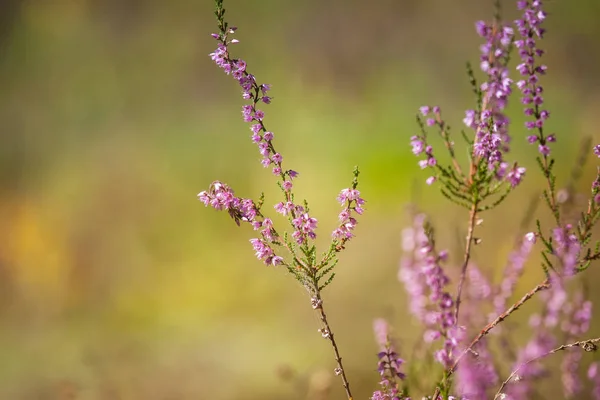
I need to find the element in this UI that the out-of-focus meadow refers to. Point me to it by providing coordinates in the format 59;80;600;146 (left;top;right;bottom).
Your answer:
1;0;599;398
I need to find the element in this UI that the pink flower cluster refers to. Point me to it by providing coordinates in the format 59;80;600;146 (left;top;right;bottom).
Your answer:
467;20;514;167
398;214;459;369
332;188;365;244
210;28;297;187
198;181;283;266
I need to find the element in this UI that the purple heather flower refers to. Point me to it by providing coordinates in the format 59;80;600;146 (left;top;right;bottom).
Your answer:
463;110;477;129
271;153;283;163
507;329;556;399
410;136;425;155
198;181;258;225
251;123;261;134
274;201;293;216
506;164;526;187
538;144;550;155
594;144;600;157
398;213;457;368
372;319;406;400
291;212;318;244
337;188;363;204
515;0;551;154
398;224;428;319
525;232;536;243
332;188;365;243
209;28;307;185
467;18;514;167
249;238;283;266
263;131;274;141
251;133;261;143
456;342;498;399
373;319;390;349
410;118;438;182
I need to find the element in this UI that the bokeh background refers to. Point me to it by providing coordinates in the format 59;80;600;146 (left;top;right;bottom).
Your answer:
1;0;600;398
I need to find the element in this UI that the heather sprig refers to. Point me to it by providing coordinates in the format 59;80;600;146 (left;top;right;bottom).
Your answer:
411;4;529;351
201;2;366;398
513;1;599;279
399;213;464;397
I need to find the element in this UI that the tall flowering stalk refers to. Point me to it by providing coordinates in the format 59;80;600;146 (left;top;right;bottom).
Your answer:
399;213;462;396
411;3;528;344
406;1;600;398
200;2;366;398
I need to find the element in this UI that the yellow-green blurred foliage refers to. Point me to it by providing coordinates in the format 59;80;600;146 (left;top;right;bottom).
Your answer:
1;0;599;399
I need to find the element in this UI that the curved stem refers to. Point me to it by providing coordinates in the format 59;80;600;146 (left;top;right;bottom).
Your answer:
494;336;600;399
450;279;550;375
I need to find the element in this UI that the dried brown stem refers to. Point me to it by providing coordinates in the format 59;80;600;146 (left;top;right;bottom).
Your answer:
450;278;550;375
493;336;600;399
312;295;353;400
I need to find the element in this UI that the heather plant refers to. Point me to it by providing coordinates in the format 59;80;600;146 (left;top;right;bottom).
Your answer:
200;0;600;399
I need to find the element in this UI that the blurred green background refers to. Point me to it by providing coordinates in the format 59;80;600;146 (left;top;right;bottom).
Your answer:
1;0;599;398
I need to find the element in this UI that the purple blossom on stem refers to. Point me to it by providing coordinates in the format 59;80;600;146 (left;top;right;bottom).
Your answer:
371;319;406;400
198;181;287;266
198;181;258;224
515;0;552;155
332;187;365;246
467;19;514;167
594;144;600;157
456;341;498;399
249;238;283;266
210;23;303;192
398;218;429;320
505;163;527;188
398;213;458;368
506;325;555;399
209;19;329;255
410;134;437;185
